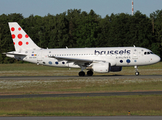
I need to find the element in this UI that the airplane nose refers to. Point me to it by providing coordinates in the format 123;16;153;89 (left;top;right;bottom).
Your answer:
155;55;161;63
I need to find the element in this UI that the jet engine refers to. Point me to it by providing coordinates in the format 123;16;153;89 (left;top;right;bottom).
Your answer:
92;62;122;73
92;62;111;73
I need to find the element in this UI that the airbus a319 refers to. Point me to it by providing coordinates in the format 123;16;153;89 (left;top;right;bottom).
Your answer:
4;22;161;76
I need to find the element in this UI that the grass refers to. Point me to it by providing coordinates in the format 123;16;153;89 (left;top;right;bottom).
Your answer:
0;95;162;116
0;62;162;76
0;78;162;95
0;62;162;95
0;62;162;116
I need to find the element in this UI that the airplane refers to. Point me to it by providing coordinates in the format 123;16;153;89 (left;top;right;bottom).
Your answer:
4;22;161;76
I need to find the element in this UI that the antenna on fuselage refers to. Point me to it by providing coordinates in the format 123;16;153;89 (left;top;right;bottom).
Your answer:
133;45;136;47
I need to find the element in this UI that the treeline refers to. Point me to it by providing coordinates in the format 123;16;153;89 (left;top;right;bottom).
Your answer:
0;9;162;63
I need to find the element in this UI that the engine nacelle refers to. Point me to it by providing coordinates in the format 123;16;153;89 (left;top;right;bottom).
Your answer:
92;62;110;73
110;66;122;72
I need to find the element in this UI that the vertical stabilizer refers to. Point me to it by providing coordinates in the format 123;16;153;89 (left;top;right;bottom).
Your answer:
8;22;40;51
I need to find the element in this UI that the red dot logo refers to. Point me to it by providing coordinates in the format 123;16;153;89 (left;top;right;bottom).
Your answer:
18;41;23;46
18;34;22;39
12;34;15;39
26;42;29;45
25;34;29;38
13;42;15;45
11;27;15;31
18;27;21;31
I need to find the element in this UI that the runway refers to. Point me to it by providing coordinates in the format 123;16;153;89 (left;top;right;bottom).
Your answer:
0;91;162;99
0;75;162;80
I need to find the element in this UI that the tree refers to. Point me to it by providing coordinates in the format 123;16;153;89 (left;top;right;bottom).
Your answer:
0;9;162;63
75;10;100;47
150;10;162;57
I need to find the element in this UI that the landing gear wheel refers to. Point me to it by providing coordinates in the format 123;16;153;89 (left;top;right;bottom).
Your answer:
79;71;85;76
135;72;139;76
87;70;93;76
134;66;140;76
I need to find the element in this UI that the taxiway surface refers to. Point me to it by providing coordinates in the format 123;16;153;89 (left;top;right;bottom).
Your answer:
0;75;162;80
0;91;162;99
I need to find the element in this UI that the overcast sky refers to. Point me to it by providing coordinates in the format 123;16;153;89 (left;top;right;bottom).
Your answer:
0;0;162;18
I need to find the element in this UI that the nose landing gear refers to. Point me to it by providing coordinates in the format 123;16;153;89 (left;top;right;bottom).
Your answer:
134;66;139;76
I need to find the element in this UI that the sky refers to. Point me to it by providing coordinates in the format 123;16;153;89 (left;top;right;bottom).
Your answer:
0;0;162;18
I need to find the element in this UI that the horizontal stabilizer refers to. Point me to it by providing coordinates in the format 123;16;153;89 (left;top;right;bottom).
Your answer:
3;52;27;56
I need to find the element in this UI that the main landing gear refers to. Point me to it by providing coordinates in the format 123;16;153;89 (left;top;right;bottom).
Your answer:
78;70;93;76
134;65;139;76
78;71;85;76
87;70;93;76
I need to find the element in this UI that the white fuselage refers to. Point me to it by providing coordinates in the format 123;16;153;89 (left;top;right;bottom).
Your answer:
9;47;160;68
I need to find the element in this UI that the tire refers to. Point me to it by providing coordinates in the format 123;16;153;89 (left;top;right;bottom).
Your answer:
79;71;85;76
87;70;93;76
135;72;139;76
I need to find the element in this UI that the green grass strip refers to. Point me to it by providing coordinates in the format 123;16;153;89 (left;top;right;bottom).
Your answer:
0;95;162;116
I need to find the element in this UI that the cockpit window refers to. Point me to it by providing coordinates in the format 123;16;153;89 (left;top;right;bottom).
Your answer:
144;51;154;55
150;52;153;54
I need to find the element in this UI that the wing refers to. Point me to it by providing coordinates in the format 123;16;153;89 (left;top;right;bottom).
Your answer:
49;56;93;67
